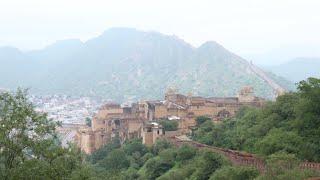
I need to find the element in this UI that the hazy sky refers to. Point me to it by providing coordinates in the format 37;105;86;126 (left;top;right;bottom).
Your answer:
1;0;320;58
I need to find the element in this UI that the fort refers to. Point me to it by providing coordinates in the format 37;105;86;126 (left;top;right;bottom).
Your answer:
76;86;265;154
170;136;320;172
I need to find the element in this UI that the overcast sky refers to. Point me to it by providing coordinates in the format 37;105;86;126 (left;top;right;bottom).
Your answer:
1;0;320;59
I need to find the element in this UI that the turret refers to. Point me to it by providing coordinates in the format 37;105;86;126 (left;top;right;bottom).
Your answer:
238;86;255;103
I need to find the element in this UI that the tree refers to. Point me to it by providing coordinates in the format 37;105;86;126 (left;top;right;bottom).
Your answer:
87;136;121;164
97;149;129;171
297;77;320;108
85;117;92;127
191;150;226;180
159;120;178;131
195;116;211;126
210;166;259;180
144;157;173;180
70;164;100;180
0;89;83;179
157;169;189;180
120;167;139;180
256;152;318;180
123;138;148;156
158;148;177;165
254;128;303;156
176;145;196;161
152;139;172;155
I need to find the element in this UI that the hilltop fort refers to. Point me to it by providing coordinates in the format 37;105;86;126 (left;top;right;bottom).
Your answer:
76;86;265;154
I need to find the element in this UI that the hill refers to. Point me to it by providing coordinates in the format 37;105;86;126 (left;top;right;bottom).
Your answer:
266;57;320;82
0;28;292;101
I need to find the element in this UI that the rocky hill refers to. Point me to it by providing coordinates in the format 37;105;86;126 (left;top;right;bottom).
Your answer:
0;28;293;101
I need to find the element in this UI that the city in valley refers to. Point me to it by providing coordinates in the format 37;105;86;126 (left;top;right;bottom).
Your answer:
30;95;103;125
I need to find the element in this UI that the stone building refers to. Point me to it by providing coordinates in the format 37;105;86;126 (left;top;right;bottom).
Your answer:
76;87;265;153
76;103;145;154
142;122;164;146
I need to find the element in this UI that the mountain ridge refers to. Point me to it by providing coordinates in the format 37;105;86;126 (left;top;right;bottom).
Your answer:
0;28;293;101
266;57;320;82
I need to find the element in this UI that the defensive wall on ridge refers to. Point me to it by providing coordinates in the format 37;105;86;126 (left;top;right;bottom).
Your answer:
169;137;320;173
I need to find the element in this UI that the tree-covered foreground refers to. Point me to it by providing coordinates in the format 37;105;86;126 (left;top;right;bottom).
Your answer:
0;89;84;179
1;78;320;179
193;77;320;178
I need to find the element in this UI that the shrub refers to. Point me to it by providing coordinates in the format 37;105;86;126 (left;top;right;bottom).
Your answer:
159;120;178;131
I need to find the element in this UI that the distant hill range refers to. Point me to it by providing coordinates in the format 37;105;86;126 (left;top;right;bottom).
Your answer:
265;57;320;82
0;28;294;101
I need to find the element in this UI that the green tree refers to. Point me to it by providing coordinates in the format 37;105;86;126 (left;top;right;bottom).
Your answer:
0;89;84;179
120;167;139;180
159;120;178;131
195;116;211;126
191;150;226;180
97;149;129;171
254;128;303;156
85;117;92;127
176;144;196;161
144;157;173;180
210;166;259;180
152;139;172;155
70;164;100;180
158;148;177;165
157;169;190;180
123;138;148;156
257;152;319;180
87;137;121;164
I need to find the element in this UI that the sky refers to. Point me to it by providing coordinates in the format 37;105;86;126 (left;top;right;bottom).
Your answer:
1;0;320;64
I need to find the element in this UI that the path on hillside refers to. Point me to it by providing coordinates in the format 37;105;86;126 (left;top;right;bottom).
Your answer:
248;62;286;97
169;136;320;172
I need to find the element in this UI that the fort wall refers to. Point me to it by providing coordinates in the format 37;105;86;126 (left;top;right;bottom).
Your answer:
76;87;265;153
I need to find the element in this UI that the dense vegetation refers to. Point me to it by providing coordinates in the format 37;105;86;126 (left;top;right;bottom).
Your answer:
159;119;179;131
193;78;320;178
85;138;319;179
1;77;320;179
0;89;85;179
86;138;261;180
0;89;258;179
